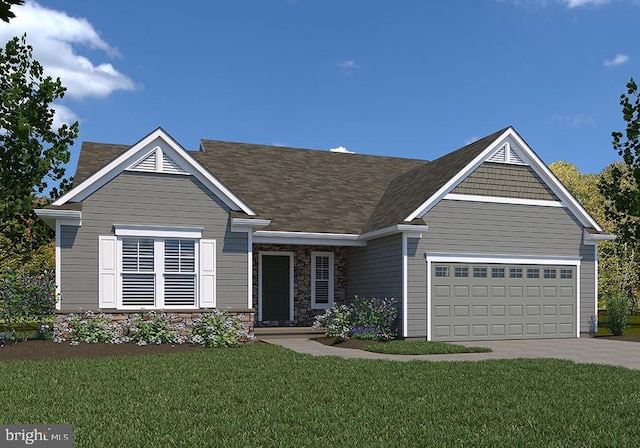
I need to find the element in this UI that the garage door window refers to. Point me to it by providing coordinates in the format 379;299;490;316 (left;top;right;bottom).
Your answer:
473;267;487;278
560;268;573;279
435;266;449;277
454;266;469;277
544;268;557;279
509;267;523;278
491;267;505;278
527;268;539;278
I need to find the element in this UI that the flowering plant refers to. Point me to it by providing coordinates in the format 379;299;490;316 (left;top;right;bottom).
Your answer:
190;310;254;347
313;296;397;342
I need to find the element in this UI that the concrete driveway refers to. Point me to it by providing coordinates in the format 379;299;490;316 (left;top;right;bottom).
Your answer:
258;336;640;371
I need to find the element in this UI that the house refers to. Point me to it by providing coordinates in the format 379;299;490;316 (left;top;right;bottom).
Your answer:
36;126;614;341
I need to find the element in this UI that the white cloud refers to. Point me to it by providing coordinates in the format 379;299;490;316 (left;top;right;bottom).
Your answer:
464;136;479;145
0;1;135;100
337;60;359;72
551;114;595;128
329;146;355;154
604;53;630;67
51;104;79;130
562;0;612;7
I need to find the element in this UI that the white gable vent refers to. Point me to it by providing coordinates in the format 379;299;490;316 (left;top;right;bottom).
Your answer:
127;147;188;175
487;142;527;165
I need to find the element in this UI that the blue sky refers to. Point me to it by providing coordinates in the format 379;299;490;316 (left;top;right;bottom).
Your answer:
1;0;638;175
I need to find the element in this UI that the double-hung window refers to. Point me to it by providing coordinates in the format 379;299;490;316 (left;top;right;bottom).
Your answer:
99;226;215;310
311;252;334;309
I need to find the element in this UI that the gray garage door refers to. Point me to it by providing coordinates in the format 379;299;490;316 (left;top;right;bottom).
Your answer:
432;263;575;341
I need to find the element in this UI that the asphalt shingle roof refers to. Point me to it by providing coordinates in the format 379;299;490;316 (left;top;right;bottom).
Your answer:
66;129;509;234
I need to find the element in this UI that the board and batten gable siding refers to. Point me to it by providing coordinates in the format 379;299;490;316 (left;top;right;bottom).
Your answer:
347;234;403;328
406;199;596;337
452;162;559;201
59;171;248;310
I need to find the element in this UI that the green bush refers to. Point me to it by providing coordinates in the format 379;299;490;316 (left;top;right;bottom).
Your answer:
0;269;56;324
313;296;398;341
189;310;254;347
605;296;631;336
129;313;180;346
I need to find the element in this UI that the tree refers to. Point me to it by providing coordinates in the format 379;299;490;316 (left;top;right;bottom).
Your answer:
599;77;640;308
0;0;23;23
0;34;78;250
600;78;640;246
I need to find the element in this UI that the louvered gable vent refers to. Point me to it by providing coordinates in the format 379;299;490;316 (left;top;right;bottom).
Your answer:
127;147;188;175
487;142;527;166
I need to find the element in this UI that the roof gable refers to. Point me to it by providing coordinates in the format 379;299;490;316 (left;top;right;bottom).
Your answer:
53;128;256;216
402;127;603;232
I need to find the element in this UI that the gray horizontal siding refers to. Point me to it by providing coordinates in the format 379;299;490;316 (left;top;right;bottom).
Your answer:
406;200;595;338
60;171;248;310
453;163;558;201
347;234;403;330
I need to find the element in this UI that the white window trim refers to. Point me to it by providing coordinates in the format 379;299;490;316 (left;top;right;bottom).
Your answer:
114;224;203;239
311;251;334;309
116;237;201;310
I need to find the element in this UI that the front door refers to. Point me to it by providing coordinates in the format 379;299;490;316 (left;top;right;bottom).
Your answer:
261;255;291;321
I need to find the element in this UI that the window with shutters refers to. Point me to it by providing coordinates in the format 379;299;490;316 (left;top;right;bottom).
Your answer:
120;237;198;308
311;252;334;309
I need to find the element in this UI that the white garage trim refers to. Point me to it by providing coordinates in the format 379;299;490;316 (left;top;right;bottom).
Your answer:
402;234;408;338
425;253;581;341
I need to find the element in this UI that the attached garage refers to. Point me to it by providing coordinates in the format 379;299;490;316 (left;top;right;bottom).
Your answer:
429;260;578;341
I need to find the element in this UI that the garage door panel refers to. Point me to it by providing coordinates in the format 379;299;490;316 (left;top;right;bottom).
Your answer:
432;262;576;341
509;286;523;296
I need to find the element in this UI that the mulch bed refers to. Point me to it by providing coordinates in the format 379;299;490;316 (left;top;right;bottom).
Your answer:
1;334;638;363
0;340;206;362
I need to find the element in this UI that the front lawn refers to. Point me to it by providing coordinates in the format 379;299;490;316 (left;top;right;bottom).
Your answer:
1;343;639;447
597;313;640;336
363;340;491;355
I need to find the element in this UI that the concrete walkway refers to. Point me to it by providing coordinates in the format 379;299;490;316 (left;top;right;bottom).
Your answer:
258;336;640;371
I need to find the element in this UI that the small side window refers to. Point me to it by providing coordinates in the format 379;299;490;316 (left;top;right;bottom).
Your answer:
454;266;469;278
435;266;449;277
492;267;505;278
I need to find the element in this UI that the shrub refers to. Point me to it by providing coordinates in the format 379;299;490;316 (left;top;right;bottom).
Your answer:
605;296;631;336
313;296;398;341
0;269;56;324
129;313;181;346
312;305;351;340
60;312;119;344
190;310;254;347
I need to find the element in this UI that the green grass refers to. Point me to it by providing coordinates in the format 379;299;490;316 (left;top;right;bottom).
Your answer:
597;313;640;336
2;344;640;447
364;340;491;355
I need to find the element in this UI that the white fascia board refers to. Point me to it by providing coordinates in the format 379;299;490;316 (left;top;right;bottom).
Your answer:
426;252;581;266
52;128;256;216
444;193;564;208
404;127;604;232
253;231;366;247
583;229;616;245
113;224;203;238
35;209;82;229
231;218;271;232
503;130;603;232
359;224;429;241
405;128;513;221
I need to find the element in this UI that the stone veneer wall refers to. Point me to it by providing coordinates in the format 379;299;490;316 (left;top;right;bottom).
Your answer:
253;244;348;326
54;310;255;340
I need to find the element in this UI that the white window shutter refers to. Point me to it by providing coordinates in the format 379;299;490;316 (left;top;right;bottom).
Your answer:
200;239;216;308
99;236;118;308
